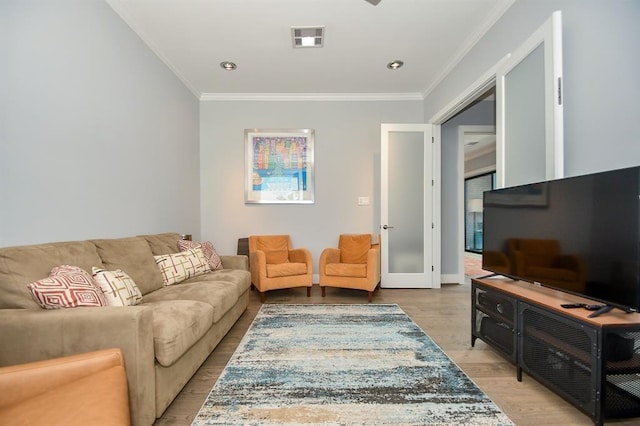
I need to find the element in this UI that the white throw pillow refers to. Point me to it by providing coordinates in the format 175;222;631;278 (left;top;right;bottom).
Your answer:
154;247;210;286
92;267;143;306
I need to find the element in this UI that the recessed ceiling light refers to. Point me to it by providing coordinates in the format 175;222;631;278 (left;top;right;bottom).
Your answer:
220;61;237;71
387;60;404;70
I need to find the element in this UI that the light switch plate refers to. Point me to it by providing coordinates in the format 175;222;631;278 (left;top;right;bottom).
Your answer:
358;196;370;206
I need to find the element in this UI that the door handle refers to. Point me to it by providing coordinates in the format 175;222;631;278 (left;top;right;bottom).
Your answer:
382;225;394;230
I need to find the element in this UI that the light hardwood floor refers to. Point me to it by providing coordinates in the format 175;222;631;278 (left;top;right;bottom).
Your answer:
155;281;639;425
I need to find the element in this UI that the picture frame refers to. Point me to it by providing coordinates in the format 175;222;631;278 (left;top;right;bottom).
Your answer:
245;129;315;204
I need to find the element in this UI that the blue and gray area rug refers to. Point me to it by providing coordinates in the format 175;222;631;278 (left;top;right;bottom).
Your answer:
193;304;513;425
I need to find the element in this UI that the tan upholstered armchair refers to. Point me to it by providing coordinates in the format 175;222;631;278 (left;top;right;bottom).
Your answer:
249;235;313;302
319;234;381;302
0;348;130;425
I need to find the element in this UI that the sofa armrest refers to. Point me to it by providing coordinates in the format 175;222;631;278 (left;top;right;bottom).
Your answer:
320;248;341;269
0;348;125;407
366;247;381;283
0;348;130;426
249;250;267;287
220;254;249;271
289;248;312;269
0;307;155;426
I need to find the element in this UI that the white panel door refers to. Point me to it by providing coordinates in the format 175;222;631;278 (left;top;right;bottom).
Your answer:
380;123;435;288
496;11;563;188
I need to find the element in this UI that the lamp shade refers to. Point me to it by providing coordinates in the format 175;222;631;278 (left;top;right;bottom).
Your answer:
468;199;483;213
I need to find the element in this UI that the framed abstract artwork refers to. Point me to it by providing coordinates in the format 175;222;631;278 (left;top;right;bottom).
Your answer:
244;129;315;204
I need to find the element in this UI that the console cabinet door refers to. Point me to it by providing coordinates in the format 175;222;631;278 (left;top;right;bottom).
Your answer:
472;283;517;362
518;302;598;417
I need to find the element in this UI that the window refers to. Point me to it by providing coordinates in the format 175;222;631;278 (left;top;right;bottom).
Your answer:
465;172;495;253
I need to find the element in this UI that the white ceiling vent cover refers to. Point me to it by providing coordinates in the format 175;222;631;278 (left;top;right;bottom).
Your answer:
291;26;324;48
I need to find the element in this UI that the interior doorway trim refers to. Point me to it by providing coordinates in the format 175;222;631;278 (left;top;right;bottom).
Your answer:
428;55;509;284
458;125;495;283
428;54;509;125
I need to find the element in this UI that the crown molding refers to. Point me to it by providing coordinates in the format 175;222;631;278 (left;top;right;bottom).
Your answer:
421;0;515;99
106;0;200;98
199;92;424;102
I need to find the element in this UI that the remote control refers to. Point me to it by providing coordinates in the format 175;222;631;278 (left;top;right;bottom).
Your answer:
561;303;585;309
584;304;604;310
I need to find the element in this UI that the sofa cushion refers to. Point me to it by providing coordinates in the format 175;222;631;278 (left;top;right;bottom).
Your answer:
251;236;290;256
143;270;250;323
178;239;223;271
265;250;289;264
154;248;210;286
142;300;214;367
91;237;164;295
266;262;307;278
92;267;143;307
27;265;107;309
325;263;367;278
0;241;104;309
183;269;251;298
339;234;371;264
138;233;182;256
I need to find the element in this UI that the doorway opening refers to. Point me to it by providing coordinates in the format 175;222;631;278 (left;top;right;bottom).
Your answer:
464;171;495;254
437;85;497;283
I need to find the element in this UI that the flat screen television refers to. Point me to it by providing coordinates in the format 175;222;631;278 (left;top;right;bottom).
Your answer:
482;166;640;314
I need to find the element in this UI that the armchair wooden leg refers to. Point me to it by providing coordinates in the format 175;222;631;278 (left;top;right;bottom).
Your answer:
306;287;311;297
321;287;326;297
368;291;373;303
260;292;266;303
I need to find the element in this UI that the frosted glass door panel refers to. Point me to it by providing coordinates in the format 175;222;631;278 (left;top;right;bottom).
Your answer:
388;131;424;273
380;123;433;288
504;43;545;186
496;11;563;188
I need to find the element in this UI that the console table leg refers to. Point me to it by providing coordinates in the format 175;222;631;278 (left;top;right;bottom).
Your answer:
517;366;522;382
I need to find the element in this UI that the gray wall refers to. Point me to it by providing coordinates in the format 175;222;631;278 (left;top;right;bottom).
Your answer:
425;0;640;177
427;0;640;280
200;100;423;271
0;0;200;247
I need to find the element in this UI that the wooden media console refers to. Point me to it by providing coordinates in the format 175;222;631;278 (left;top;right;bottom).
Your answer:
472;277;640;425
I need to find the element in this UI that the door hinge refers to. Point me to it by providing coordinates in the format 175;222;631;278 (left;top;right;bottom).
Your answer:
432;223;434;229
432;265;434;272
557;77;562;105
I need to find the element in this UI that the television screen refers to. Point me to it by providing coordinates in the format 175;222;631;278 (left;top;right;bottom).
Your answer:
482;166;640;312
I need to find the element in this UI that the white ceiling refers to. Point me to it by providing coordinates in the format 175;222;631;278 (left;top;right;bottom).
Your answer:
464;132;496;160
106;0;514;99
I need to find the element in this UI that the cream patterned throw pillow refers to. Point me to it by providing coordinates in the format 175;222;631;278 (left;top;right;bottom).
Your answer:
27;265;106;309
92;267;143;306
154;247;210;286
177;239;223;270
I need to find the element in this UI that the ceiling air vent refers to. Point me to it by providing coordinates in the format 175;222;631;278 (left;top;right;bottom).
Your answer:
291;26;324;48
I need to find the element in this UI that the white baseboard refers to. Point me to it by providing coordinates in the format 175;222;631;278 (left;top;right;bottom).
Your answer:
441;273;464;284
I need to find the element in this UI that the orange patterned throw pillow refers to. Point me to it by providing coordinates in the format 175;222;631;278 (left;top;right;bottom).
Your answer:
177;239;223;270
27;265;107;309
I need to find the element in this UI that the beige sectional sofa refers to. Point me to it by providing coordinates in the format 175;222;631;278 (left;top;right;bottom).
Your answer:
0;232;251;426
